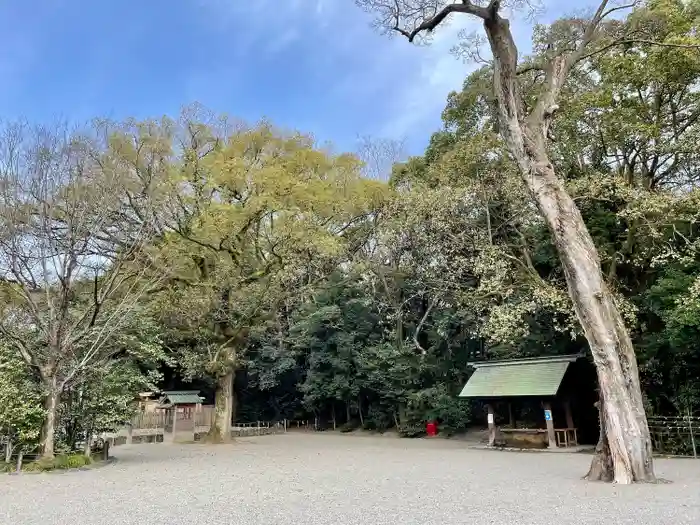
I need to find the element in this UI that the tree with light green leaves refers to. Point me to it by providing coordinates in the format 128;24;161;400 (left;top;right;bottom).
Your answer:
112;112;387;441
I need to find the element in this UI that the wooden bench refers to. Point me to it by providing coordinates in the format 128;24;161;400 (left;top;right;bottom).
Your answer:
554;428;578;447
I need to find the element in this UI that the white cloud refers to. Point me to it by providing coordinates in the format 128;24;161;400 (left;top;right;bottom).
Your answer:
378;16;480;141
186;2;521;152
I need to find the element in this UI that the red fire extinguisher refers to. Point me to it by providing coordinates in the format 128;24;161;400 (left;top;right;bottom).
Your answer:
426;420;438;437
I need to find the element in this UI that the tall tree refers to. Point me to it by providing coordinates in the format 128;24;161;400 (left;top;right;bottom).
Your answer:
0;121;160;458
354;0;699;482
126;115;385;441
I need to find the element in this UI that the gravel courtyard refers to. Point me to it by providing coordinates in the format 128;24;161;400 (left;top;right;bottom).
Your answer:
1;433;698;525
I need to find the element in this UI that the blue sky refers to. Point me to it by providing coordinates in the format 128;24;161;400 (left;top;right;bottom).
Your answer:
0;1;594;156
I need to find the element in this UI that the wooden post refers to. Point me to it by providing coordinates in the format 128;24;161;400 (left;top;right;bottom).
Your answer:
543;401;556;449
564;400;574;429
508;403;515;428
486;404;496;446
170;407;178;443
126;423;133;445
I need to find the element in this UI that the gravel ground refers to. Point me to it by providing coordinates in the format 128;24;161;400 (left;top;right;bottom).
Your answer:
1;433;698;525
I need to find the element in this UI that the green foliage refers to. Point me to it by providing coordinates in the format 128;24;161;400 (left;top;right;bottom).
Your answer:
0;346;44;452
5;1;700;446
21;454;92;472
59;360;161;450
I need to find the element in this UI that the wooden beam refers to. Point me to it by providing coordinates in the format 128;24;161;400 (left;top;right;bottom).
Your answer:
564;400;574;428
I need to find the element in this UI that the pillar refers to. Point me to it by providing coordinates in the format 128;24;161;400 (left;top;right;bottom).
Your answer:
543;401;556;449
486;404;496;446
167;407;177;444
508;402;515;428
564;400;574;429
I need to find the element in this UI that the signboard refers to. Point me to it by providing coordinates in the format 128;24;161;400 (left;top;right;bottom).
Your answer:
544;410;552;422
487;413;494;424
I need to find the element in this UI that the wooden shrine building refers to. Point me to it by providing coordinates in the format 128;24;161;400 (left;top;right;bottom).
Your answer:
458;354;598;448
157;390;204;433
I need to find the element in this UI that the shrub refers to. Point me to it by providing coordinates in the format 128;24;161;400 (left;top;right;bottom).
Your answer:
397;424;424;438
22;454;92;472
339;421;359;433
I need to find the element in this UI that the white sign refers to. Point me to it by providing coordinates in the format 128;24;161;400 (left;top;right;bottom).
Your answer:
487;413;494;424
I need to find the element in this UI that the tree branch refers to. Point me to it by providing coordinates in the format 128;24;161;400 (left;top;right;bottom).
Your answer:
393;1;489;42
578;39;700;62
413;294;439;355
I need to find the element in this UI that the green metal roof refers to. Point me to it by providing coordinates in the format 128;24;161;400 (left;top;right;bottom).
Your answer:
160;390;203;405
458;355;580;398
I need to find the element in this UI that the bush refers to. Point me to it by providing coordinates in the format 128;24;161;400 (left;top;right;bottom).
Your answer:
397;424;424;438
405;386;473;436
22;454;92;472
339;421;359;433
364;404;394;432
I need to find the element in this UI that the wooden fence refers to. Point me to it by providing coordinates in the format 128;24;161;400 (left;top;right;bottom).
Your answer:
648;413;699;458
102;407;292;447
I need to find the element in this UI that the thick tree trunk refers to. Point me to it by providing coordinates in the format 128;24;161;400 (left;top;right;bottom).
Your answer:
83;431;93;458
40;388;59;459
522;153;655;484
208;370;234;443
585;401;614;482
484;13;655;484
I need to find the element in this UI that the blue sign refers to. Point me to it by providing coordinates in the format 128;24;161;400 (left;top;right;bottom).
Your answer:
544;410;552;421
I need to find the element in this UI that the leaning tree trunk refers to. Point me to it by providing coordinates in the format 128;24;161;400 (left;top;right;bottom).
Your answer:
484;13;655;484
40;388;60;459
209;370;234;443
523;146;655;484
516;149;654;482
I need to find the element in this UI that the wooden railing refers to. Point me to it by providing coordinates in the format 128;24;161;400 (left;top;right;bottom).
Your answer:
102;408;292;446
648;414;699;458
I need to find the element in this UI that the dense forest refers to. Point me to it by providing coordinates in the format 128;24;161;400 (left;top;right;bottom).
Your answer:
1;0;699;483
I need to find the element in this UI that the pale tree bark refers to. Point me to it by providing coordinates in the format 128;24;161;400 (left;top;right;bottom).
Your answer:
83;431;93;458
585;400;614;482
358;0;657;483
482;7;655;485
513;145;654;483
209;370;235;442
40;387;59;460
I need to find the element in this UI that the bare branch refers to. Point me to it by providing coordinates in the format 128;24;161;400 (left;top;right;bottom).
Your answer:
397;2;489;41
356;1;492;43
578;38;700;62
